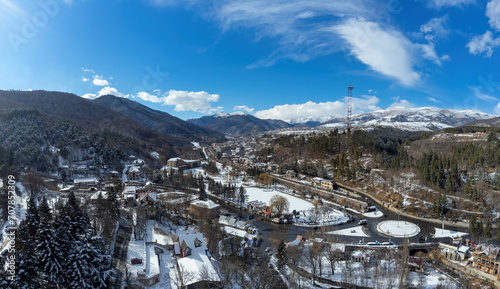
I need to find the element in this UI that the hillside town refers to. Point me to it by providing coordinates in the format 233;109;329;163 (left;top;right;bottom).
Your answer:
2;129;500;289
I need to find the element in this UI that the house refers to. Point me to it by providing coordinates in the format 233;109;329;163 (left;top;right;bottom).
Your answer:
350;250;369;263
167;157;188;169
138;191;158;206
73;178;99;192
439;240;470;261
408;256;424;272
189;199;221;220
471;244;500;277
174;233;220;288
127;166;141;182
122;186;137;201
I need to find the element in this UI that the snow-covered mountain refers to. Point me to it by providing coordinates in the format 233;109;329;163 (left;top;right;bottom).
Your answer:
319;107;495;132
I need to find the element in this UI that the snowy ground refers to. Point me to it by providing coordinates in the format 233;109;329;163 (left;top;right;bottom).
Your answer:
326;225;370;237
433;228;468;239
362;209;384;218
376;220;421;238
245;187;314;212
295;242;461;289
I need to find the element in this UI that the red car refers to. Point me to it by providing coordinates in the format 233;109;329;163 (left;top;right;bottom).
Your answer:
131;258;142;265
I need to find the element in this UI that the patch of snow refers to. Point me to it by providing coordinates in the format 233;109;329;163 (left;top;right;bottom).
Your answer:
433;228;468;239
376;220;420;238
326;226;369;237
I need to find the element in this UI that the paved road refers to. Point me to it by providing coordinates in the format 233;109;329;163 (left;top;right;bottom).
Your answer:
112;212;132;289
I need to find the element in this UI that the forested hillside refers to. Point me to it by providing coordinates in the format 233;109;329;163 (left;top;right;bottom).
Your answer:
260;127;500;221
0;108;157;175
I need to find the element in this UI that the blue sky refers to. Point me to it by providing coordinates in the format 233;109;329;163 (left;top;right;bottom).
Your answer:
1;0;500;121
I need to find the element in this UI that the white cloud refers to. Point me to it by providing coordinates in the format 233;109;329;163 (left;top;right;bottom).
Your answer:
233;105;254;113
467;30;500;57
427;0;474;9
388;98;415;109
163;90;220;112
254;96;381;122
82;93;97;100
203;1;390;67
135;91;163;103
495;102;500;114
92;75;110;86
98;87;127;98
82;77;89;82
471;86;499;101
487;0;500;31
81;68;95;73
419;42;450;66
426;97;441;103
418;16;450;66
420;15;449;38
82;87;127;100
333;18;420;86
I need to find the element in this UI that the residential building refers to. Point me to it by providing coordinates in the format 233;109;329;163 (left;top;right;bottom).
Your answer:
471;244;500;277
174;233;220;288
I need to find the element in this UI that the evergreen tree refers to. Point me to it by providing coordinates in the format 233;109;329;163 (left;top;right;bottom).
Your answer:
25;196;39;239
238;186;247;205
484;219;492;240
199;180;207;201
276;240;287;269
15;221;40;289
469;215;477;239
37;198;65;288
67;233;108;289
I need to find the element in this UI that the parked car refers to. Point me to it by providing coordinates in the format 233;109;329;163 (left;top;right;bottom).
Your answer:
265;247;271;252
131;258;142;265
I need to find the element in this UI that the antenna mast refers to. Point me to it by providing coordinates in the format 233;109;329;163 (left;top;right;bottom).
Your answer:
347;84;353;134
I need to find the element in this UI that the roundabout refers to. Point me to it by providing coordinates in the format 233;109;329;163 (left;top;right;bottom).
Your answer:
376;220;420;238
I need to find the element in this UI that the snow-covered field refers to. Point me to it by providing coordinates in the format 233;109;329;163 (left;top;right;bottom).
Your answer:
376;220;420;238
326;225;369;237
245;187;313;212
433;228;468;239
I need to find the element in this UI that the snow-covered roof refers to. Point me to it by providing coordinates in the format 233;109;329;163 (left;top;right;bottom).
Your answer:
177;233;207;254
177;253;220;286
138;191;158;202
235;221;246;229
458;246;470;254
129;166;140;173
167;157;183;162
123;186;136;195
223;226;247;238
74;178;98;184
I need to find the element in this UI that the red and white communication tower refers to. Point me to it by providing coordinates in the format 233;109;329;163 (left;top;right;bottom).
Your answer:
347;84;353;134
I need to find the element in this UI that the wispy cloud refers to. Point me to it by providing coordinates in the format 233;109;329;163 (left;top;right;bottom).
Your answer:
487;0;500;31
470;86;499;101
418;16;450;66
426;97;441;103
426;0;474;9
389;98;415;109
467;30;500;57
333;18;421;86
